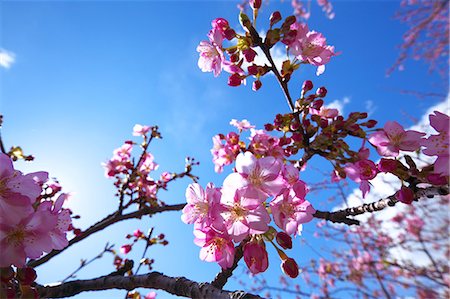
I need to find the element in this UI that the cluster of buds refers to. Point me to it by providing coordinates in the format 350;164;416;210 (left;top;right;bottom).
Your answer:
120;229;169;256
197;2;337;91
1;267;38;299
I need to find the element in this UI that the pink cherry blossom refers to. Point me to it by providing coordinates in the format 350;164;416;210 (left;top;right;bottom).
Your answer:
0;153;48;202
368;121;425;157
229;119;255;131
197;28;225;77
144;291;157;299
286;22;336;76
422;111;449;176
181;183;223;230
0;207;57;267
211;133;240;173
193;227;235;269
120;244;132;254
138;153;158;175
132;124;151;136
243;241;269;274
37;193;72;250
249;129;285;159
222;151;285;200
220;188;270;242
344;158;378;198
270;181;315;235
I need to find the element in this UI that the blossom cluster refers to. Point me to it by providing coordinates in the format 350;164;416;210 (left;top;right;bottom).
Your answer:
0;153;72;267
197;8;336;90
184;132;315;276
103;125;178;208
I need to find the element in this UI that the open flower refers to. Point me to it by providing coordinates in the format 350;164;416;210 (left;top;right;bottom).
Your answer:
222;152;285;201
368;121;425;157
193;227;235;269
422;111;449;176
270;181;315;235
220;188;270;242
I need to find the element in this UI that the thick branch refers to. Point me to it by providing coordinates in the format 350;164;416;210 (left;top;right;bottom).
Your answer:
28;204;186;268
38;272;262;299
313;186;448;226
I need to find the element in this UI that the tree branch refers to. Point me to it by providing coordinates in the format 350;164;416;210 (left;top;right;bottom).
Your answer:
38;272;262;299
28;203;186;268
211;239;248;289
313;185;448;226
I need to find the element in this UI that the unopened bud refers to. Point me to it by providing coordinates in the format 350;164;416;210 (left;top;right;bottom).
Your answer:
316;87;327;97
16;267;37;285
281;257;299;278
276;232;293;249
302;80;313;93
228;73;242;87
270;11;282;27
250;0;262;9
252;80;262;91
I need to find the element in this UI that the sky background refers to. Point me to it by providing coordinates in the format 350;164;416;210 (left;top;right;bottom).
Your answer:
0;0;448;298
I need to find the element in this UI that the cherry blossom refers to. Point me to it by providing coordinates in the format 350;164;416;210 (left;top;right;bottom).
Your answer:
286;22;336;75
222;151;285;200
193;227;235;269
220;188;270;242
368;121;425;157
0;207;57;267
422;111;450;176
270;181;315;235
181;183;222;230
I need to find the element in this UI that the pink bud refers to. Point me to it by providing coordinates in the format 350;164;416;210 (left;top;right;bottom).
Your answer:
316;87;327;97
269;11;282;27
243;242;269;274
243;48;257;62
133;229;144;238
378;158;398;173
228;73;242;86
250;0;262;9
224;28;236;40
276;232;292;249
252;80;262;91
16;268;37;285
120;244;133;254
426;173;448;185
395;186;414;204
281;257;299;278
302;80;313;93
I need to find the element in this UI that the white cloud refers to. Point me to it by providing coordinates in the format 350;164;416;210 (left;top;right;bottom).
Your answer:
325;96;350;116
364;100;376;116
0;49;16;69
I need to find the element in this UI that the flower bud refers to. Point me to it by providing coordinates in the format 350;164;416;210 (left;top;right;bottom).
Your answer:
16;267;37;285
281;257;299;278
395;186;414;204
243;242;268;274
302;80;313;93
316;87;327;97
276;232;293;249
120;244;133;254
269;11;282;27
252;80;262;91
250;0;262;10
228;73;242;87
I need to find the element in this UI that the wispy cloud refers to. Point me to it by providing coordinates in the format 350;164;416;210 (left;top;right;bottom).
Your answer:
326;96;350;116
0;49;16;69
364;100;376;116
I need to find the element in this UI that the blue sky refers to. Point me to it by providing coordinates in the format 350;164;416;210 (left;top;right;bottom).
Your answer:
0;1;448;298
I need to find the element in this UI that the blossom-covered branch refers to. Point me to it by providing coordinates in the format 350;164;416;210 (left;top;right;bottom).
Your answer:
28;203;185;268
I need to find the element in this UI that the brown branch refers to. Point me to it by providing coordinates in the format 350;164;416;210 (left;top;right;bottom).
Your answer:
313;186;448;226
211;238;248;289
27;203;186;268
38;271;262;299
